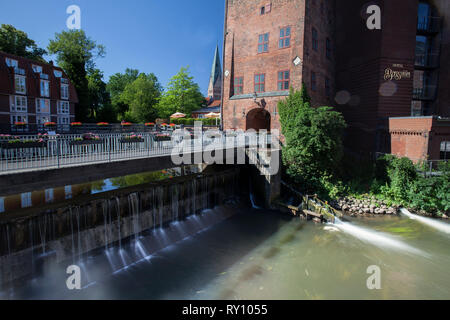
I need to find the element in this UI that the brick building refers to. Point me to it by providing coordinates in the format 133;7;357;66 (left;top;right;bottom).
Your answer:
221;0;450;161
0;52;78;133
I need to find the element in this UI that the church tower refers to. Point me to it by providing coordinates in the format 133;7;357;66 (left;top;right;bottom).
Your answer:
207;45;222;101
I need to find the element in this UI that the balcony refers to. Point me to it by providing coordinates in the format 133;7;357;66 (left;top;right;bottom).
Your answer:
415;53;440;69
417;16;442;35
412;85;437;101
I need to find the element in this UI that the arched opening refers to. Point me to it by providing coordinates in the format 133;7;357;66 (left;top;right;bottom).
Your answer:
246;108;271;132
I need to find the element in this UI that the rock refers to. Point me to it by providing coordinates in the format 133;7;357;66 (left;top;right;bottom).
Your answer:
443;214;448;219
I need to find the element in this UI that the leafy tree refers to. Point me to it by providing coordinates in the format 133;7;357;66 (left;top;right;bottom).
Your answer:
107;68;139;120
119;73;162;122
87;68;114;121
47;30;105;121
157;66;205;119
278;86;347;192
0;24;46;61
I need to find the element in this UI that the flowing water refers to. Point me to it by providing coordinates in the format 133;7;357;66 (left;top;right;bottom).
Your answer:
4;204;450;300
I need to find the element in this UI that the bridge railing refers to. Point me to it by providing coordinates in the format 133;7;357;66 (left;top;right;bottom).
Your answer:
0;131;273;173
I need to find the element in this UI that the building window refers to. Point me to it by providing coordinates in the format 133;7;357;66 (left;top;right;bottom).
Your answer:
279;27;291;48
45;189;54;203
11;114;28;125
36;99;50;114
61;84;69;100
260;6;265;15
234;77;244;95
58;101;70;114
11;95;27;112
54;70;62;78
441;141;450;160
312;27;318;51
37;116;51;125
58;116;70;125
21;192;32;208
32;65;43;73
325;77;331;96
326;38;331;59
254;74;265;93
5;58;18;68
65;185;72;199
311;72;317;91
40;79;50;97
277;70;290;90
0;197;4;213
258;33;269;53
15;75;26;94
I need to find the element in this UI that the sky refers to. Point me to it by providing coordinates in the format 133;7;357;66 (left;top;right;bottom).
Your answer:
0;0;225;95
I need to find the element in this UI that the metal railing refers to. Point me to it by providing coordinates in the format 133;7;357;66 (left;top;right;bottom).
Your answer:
0;131;273;174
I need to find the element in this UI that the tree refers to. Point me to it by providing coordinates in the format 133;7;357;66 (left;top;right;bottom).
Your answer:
157;66;205;119
278;86;347;192
47;30;105;121
87;68;114;121
0;24;46;62
119;73;162;122
107;68;139;120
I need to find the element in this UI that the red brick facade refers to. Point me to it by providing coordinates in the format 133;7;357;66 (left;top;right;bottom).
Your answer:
222;0;335;132
0;51;78;132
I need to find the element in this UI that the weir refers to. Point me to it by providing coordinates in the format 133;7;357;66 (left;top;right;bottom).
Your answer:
0;168;241;288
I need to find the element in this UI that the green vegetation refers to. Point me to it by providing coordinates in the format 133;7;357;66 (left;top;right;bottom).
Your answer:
278;86;449;216
0;24;46;62
170;118;217;126
157;67;205;119
278;86;346;195
47;30;106;122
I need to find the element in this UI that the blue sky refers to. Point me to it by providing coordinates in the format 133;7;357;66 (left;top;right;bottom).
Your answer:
0;0;225;95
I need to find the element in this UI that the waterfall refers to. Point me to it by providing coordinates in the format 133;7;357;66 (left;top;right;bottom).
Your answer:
400;208;450;234
114;197;122;251
172;184;179;221
332;217;426;256
38;214;47;254
158;187;164;228
102;202;109;250
129;193;140;241
70;207;75;263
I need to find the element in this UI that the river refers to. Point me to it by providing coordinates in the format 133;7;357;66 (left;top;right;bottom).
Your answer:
6;204;450;300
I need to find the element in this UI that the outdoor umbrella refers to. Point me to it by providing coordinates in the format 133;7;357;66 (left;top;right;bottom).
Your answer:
170;112;186;118
205;112;220;118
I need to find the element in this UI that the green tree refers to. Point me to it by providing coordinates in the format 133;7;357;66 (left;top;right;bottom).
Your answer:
157;66;205;119
119;73;162;122
107;68;139;120
278;86;347;192
47;30;105;121
0;24;46;61
87;68;114;121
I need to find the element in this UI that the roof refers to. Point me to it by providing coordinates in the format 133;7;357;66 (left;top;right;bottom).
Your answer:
0;51;78;103
192;106;220;114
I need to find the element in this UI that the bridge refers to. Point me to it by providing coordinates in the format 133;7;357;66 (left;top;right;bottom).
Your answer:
0;131;280;204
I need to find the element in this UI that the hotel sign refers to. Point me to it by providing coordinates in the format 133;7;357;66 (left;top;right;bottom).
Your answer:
384;64;411;81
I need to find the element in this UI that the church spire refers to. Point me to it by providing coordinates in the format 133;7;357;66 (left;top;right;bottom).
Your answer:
208;45;222;101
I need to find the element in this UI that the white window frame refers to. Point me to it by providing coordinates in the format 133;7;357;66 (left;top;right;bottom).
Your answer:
32;65;43;73
57;116;70;125
36;115;51;125
40;79;50;97
58;100;70;114
15;75;26;94
21;192;32;208
5;58;18;68
54;70;62;78
36;98;50;114
61;84;69;100
10;114;28;124
11;95;27;113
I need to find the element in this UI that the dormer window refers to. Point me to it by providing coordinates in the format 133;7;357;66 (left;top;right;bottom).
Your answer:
5;58;18;68
54;70;62;78
32;65;43;73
